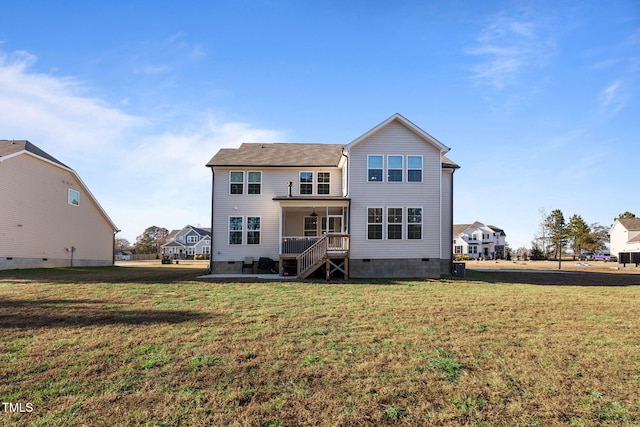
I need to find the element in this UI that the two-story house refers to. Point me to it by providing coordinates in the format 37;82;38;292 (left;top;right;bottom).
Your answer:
161;225;211;259
0;140;118;269
206;114;459;279
610;218;640;257
453;221;507;260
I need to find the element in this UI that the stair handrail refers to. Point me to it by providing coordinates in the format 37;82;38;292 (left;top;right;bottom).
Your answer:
296;235;327;278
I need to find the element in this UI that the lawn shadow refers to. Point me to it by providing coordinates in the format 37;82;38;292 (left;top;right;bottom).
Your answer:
464;268;640;286
0;266;209;284
0;298;213;329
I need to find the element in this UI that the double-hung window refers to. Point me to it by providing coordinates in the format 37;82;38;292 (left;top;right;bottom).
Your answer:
387;156;403;182
230;172;244;194
387;207;403;239
248;172;262;195
367;208;383;240
317;172;330;194
187;235;199;243
247;217;261;244
407;156;422;182
299;172;313;195
367;156;383;182
229;217;243;244
304;216;318;236
407;208;422;239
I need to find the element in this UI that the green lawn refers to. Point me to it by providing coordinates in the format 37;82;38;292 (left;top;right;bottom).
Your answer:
1;267;639;426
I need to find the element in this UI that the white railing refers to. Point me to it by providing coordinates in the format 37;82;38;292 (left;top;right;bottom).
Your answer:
296;236;328;278
327;234;350;253
281;236;323;254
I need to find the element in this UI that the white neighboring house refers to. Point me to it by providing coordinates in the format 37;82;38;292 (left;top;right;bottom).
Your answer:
453;222;507;260
610;218;640;256
206;113;460;279
161;225;211;259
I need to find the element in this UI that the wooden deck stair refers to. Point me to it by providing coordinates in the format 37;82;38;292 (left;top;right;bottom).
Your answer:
295;235;349;279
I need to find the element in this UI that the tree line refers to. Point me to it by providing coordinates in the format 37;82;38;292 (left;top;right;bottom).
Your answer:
115;226;169;254
519;210;636;260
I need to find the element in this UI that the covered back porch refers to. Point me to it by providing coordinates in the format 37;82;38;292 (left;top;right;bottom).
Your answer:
273;197;350;278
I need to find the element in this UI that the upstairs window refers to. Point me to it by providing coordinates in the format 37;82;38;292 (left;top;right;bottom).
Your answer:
367;156;383;182
230;172;244;194
299;172;313;195
387;156;403;182
248;171;262;195
317;172;330;194
407;156;422;182
187;235;199;243
68;189;79;206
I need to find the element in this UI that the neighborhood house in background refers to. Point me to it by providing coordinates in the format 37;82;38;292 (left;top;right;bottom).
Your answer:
610;218;640;258
0;140;118;269
161;225;211;259
206;114;460;279
453;222;507;260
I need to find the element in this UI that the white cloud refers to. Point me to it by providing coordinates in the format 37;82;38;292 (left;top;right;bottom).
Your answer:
0;49;286;242
467;9;555;89
598;80;626;117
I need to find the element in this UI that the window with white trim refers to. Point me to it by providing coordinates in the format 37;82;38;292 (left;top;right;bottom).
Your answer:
304;216;318;236
454;246;464;254
229;217;243;245
187;235;199;243
387;156;403;182
248;171;262;195
230;172;244;194
407;208;422;239
387;207;403;239
68;189;79;206
367;208;383;240
407;156;422;182
367;155;383;182
299;172;313;195
247;217;261;245
203;245;211;254
317;172;330;194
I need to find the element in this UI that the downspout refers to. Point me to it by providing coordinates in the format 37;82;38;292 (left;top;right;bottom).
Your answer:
208;168;215;274
450;168;456;275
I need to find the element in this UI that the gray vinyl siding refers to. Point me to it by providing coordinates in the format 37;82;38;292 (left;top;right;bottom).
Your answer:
212;167;343;262
347;121;443;260
440;169;454;260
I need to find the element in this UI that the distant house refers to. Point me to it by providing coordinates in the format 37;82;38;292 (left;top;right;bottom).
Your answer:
114;250;132;261
206;113;459;278
0;140;119;269
453;221;507;260
161;225;211;259
610;218;640;256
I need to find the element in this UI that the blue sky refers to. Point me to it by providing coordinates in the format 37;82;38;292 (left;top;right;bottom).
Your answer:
1;1;638;249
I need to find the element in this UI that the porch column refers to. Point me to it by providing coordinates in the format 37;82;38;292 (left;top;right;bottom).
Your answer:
278;206;283;255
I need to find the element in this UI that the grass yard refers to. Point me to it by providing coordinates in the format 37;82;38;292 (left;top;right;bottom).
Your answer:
0;266;639;426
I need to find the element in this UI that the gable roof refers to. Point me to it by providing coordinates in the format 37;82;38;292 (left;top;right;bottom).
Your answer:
207;143;344;168
0;139;118;232
618;218;640;231
345;113;450;153
0;140;70;169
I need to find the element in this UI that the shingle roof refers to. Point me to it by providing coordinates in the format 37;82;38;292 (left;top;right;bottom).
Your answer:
207;143;345;168
619;218;640;231
453;224;473;236
0;140;70;169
